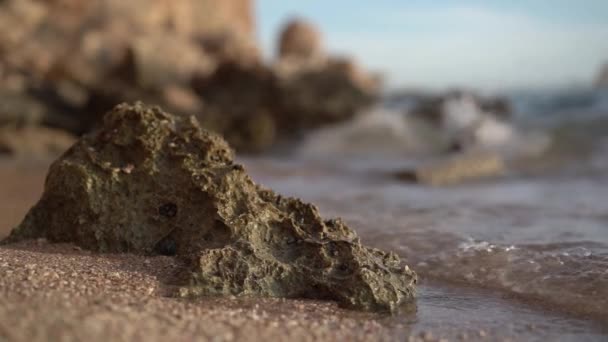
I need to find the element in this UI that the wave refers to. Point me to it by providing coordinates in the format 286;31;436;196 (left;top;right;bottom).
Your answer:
509;87;608;126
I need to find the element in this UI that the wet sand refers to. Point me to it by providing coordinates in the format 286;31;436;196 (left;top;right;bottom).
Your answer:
0;158;606;341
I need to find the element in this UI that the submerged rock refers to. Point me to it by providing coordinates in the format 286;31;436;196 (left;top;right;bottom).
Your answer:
4;103;416;311
395;152;506;186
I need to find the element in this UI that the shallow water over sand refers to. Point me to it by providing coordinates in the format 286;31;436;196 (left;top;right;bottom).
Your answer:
243;155;608;330
411;284;606;341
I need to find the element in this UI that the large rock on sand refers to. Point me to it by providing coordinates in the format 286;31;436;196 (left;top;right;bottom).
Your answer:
4;103;416;311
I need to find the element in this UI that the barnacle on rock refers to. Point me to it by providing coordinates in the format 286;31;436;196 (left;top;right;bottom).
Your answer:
4;102;416;311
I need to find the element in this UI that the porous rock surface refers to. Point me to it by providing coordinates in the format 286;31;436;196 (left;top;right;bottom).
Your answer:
4;103;416;311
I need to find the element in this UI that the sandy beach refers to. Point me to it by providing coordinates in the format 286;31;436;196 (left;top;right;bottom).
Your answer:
2;159;606;341
0;161;409;341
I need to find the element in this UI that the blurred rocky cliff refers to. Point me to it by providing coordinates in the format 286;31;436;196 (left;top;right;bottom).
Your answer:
0;0;377;155
596;63;608;88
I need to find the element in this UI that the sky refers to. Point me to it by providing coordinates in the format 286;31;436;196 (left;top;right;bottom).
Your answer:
257;0;608;91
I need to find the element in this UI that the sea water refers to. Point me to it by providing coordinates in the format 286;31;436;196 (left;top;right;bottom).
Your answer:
241;87;608;339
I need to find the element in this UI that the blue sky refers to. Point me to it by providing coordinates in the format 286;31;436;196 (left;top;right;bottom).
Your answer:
257;0;608;91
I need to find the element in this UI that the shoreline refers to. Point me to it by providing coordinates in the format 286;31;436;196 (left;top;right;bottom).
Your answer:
2;240;604;341
0;158;606;341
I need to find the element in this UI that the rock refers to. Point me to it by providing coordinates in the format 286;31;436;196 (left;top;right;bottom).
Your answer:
197;30;260;68
191;62;280;151
0;1;379;155
275;18;380;94
596;63;608;88
273;56;326;80
127;34;216;90
326;57;382;94
192;61;375;151
394;152;506;186
97;0;256;40
79;78;159;134
274;55;381;95
192;62;278;119
162;85;205;115
177;0;256;41
4;103;417;311
277;19;323;61
0;90;46;126
193;104;277;154
0;0;260;136
277;67;375;131
221;109;277;154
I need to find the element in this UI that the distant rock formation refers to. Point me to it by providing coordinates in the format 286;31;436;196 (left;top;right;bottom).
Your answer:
191;61;374;152
0;0;259;129
275;18;380;94
277;18;323;61
596;63;608;88
0;1;380;155
0;0;258;81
